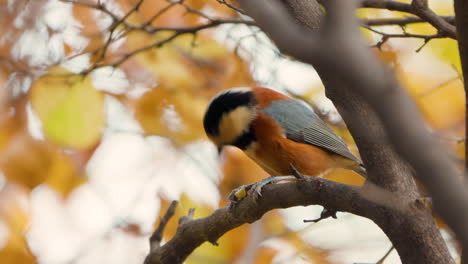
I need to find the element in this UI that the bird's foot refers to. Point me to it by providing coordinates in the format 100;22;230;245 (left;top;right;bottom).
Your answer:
228;183;255;202
228;165;306;208
303;208;338;223
228;176;297;202
251;176;297;200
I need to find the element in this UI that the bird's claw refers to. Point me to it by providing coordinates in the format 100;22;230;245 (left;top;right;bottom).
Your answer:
228;176;297;203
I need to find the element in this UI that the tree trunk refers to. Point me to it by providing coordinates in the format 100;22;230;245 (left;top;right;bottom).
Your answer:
278;0;453;262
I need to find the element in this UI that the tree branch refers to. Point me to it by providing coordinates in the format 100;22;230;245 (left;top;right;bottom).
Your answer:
59;0;256;74
410;0;456;39
359;0;456;39
234;0;461;262
148;200;178;254
144;177;410;264
362;16;455;27
454;0;468;260
362;25;444;51
360;0;413;13
240;0;467;257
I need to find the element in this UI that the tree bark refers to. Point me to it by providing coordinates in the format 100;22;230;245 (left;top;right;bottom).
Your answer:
454;0;468;262
249;0;453;262
454;0;468;173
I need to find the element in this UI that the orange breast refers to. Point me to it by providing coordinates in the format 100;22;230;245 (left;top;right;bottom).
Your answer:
245;112;342;176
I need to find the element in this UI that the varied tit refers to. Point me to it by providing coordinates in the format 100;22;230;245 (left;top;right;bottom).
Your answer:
203;87;366;196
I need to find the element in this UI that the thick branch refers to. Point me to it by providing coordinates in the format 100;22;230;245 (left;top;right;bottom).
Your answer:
454;0;468;174
454;0;468;260
236;0;459;263
240;0;466;258
145;178;368;263
144;177;437;264
360;0;413;13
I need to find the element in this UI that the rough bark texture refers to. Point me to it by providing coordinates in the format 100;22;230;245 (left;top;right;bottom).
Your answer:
454;1;468;262
278;1;451;262
145;178;372;263
454;0;468;172
144;177;440;263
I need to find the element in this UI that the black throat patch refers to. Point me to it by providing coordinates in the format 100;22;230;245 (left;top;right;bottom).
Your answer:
231;123;256;150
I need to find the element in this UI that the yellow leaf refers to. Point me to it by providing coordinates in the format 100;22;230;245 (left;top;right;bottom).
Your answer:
0;133;85;195
172;34;229;60
31;68;104;149
405;22;461;73
418;79;465;129
1;135;51;189
45;151;86;197
134;87;206;145
127;30;254;92
179;195;249;264
428;39;461;74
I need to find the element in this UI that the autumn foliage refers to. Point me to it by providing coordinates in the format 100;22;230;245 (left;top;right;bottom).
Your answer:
0;0;462;263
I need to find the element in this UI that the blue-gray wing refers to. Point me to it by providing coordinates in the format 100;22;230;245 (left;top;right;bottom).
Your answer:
262;99;361;164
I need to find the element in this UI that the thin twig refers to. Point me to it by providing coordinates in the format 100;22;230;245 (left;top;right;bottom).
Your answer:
149;200;178;251
362;16;455;27
213;0;246;14
357;0;456;38
362;25;443;51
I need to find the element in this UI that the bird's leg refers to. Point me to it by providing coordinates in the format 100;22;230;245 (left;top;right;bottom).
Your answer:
228;176;297;202
229;164;306;203
251;176;297;199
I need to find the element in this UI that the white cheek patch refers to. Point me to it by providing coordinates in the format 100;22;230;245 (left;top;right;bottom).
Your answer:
218;106;255;144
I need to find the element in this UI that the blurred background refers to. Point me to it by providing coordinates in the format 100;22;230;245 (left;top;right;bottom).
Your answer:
0;0;462;263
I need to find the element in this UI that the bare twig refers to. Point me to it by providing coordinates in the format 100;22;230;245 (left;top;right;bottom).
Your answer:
362;25;443;52
179;208;195;225
363;16;455;27
354;245;394;264
60;0;256;74
149;200;178;252
102;19;255;70
213;0;246;14
142;2;177;27
376;246;394;264
357;0;457;38
303;208;337;223
410;0;456;39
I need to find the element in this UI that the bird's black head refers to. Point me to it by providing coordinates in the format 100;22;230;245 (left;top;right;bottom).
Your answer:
203;88;257;151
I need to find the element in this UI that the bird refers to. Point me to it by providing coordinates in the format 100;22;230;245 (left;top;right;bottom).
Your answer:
203;87;366;199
